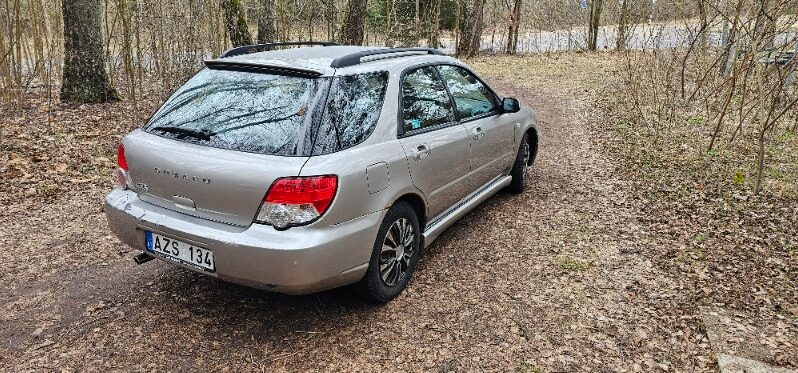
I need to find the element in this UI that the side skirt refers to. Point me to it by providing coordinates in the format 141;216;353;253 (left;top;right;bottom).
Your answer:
422;175;512;248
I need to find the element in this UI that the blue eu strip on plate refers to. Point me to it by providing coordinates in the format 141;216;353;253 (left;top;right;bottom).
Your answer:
145;231;153;251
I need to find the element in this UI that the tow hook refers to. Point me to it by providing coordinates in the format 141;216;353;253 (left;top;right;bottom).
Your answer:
133;252;154;265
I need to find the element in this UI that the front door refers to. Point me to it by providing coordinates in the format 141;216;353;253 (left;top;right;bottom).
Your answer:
436;65;514;191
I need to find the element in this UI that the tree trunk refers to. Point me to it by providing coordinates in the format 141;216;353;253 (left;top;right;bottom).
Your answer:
786;39;798;88
325;0;337;41
505;0;522;54
221;0;253;47
341;0;367;45
587;0;602;51
428;0;442;48
415;0;420;42
257;0;277;43
753;0;777;49
456;0;485;58
616;0;628;50
60;0;119;103
697;0;708;50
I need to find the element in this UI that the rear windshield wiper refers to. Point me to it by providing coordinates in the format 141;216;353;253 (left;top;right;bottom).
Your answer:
149;126;215;141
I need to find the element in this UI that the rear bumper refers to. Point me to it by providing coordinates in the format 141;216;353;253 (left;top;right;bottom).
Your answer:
104;188;381;294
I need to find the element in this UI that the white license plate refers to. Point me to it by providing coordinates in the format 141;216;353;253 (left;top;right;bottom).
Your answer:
145;231;215;272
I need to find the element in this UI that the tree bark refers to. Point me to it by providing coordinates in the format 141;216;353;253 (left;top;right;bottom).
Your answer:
257;0;277;43
221;0;253;47
456;0;485;58
696;0;708;50
505;0;522;54
60;0;119;103
616;0;629;50
587;0;603;51
341;0;367;45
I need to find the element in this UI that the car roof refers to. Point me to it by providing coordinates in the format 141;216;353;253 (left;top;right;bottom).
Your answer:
205;45;461;76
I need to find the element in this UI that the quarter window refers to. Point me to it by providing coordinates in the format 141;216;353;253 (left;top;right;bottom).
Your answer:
311;72;389;154
401;67;455;133
436;65;499;120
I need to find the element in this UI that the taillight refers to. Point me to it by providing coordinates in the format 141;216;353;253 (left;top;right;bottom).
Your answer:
117;144;128;171
255;175;338;229
116;144;130;188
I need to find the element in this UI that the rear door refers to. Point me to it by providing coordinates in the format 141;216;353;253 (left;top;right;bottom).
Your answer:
397;66;472;220
436;65;514;191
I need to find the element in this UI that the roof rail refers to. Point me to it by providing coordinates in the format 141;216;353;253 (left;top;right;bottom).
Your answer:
330;47;445;68
220;41;339;58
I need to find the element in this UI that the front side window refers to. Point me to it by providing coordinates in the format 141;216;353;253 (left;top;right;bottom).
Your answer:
144;68;326;155
401;66;455;133
436;65;499;120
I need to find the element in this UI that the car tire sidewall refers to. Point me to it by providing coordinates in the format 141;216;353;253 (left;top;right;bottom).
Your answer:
358;201;421;303
508;132;531;193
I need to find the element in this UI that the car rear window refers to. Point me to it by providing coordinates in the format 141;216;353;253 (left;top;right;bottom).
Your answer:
145;69;388;156
144;69;327;156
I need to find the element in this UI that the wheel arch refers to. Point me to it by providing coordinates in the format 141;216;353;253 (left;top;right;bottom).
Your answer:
393;193;427;232
525;127;539;166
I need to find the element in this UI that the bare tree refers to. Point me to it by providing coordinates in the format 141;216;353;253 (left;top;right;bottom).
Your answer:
457;0;486;58
506;0;522;54
258;0;277;43
616;0;630;50
696;0;709;49
341;0;367;45
587;0;603;51
60;0;119;103
221;0;253;47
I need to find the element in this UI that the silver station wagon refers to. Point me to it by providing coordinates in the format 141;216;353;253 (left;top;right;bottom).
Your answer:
106;43;539;302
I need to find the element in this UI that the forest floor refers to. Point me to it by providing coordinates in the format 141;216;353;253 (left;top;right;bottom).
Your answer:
1;53;796;371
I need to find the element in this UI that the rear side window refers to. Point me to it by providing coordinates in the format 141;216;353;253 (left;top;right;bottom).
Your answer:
401;66;455;133
144;69;326;155
436;65;500;120
310;72;389;154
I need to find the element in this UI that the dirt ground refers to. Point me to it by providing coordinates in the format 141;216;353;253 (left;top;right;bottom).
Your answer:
1;55;795;371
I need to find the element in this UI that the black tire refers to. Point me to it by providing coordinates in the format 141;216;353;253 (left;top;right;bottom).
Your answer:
356;201;421;303
507;132;532;194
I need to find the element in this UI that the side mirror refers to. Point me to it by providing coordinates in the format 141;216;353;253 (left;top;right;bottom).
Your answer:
502;97;520;113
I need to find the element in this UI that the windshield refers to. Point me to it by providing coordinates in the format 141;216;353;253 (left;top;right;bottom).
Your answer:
144;68;327;155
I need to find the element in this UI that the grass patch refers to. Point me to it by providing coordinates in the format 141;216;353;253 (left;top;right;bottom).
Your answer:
517;362;544;373
558;256;592;272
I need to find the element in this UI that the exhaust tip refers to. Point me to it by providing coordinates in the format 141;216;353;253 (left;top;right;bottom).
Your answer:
133;252;154;265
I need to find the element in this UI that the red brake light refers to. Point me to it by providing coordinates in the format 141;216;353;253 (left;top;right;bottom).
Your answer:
265;176;338;213
256;175;338;228
117;144;128;171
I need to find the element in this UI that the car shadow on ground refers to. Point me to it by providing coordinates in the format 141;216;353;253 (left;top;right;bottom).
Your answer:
133;265;376;338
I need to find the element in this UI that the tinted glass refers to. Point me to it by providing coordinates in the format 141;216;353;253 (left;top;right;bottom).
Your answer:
401;67;455;133
437;65;499;120
311;72;389;154
144;68;325;155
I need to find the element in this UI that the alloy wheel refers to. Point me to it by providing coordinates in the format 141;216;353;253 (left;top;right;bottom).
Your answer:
379;218;415;287
522;141;530;181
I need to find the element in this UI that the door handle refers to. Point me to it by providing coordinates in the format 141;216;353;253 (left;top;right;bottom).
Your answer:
472;127;485;140
412;144;431;160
